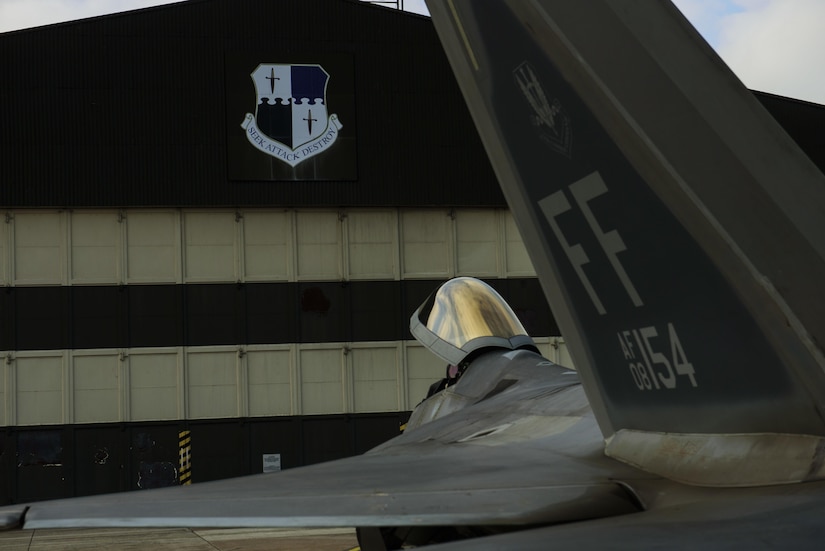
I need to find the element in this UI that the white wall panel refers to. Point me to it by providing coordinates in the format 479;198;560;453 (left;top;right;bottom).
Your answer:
0;363;5;426
15;354;64;425
299;347;344;414
73;352;120;423
70;212;120;283
187;349;238;419
184;212;237;282
129;350;180;421
13;211;65;285
243;211;291;281
347;211;397;279
534;337;574;369
401;211;451;278
352;345;399;412
0;206;549;425
247;347;293;416
296;212;341;280
405;343;446;408
456;210;499;276
126;211;180;283
503;211;536;276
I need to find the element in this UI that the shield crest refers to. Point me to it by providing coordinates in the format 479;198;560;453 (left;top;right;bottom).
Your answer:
241;63;343;167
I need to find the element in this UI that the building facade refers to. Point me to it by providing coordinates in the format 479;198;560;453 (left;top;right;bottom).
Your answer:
0;0;566;503
2;0;824;504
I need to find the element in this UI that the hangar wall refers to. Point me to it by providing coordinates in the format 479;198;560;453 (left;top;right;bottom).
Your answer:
0;206;569;429
2;0;821;506
0;204;567;505
0;0;568;503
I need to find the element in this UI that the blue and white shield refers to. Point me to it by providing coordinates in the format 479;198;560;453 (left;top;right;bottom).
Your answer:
241;63;343;167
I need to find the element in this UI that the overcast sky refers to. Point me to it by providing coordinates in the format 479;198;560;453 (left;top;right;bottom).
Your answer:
1;0;823;104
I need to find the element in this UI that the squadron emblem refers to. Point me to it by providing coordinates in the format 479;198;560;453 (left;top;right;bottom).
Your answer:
514;61;572;158
241;63;343;167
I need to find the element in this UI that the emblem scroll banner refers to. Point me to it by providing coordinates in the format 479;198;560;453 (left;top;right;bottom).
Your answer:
241;112;343;167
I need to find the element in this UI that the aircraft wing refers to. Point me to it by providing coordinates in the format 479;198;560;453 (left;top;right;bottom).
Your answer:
424;479;825;550
0;358;644;531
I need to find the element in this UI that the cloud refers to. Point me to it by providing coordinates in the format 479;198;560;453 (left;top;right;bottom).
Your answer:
2;0;821;105
671;0;744;49
0;0;179;33
712;0;825;103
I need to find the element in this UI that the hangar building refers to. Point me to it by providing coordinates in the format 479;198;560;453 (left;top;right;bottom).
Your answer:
0;0;823;504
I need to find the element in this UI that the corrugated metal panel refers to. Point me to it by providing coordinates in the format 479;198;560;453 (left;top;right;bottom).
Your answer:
754;91;825;168
0;413;410;504
0;0;503;208
2;278;555;351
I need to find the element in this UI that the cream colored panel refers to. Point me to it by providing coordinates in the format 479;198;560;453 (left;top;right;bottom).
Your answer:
299;347;343;414
347;211;396;279
14;212;65;284
129;351;180;421
401;211;451;278
71;212;120;283
296;212;340;280
73;353;120;423
534;338;553;363
456;210;499;276
247;348;292;416
16;355;64;425
126;211;180;283
503;211;536;276
187;350;238;419
553;337;574;369
184;212;237;281
405;344;447;407
243;211;291;281
533;338;575;370
352;346;398;413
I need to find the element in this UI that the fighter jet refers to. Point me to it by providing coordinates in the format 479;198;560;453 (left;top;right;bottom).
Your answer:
4;1;825;549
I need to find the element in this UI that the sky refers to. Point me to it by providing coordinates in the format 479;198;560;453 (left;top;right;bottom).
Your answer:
1;0;823;105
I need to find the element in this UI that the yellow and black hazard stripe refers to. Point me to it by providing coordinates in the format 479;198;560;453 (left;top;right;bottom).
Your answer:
178;430;192;485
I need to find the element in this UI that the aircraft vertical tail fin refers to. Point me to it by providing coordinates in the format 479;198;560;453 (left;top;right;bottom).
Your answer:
427;0;825;486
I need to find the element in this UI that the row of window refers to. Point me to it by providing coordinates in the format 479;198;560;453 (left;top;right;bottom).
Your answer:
0;208;536;285
0;338;571;427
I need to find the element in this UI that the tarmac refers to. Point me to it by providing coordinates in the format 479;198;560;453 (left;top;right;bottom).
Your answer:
0;527;359;550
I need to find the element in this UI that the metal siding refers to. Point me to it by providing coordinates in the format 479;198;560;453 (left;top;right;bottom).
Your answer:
16;429;71;503
130;424;181;490
0;433;11;504
302;415;353;465
754;92;825;169
0;413;408;504
298;282;350;343
128;285;184;348
248;418;302;471
0;0;503;208
184;284;245;346
71;286;127;350
0;290;13;352
353;414;406;454
14;287;70;351
189;421;248;483
245;282;298;345
8;279;554;351
349;280;403;342
73;427;128;497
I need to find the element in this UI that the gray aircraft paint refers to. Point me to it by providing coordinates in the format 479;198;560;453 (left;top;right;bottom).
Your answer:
428;1;825;441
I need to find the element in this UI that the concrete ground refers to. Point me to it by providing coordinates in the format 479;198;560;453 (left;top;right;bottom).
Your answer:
0;527;359;551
